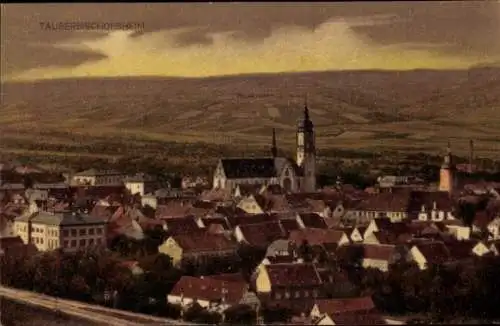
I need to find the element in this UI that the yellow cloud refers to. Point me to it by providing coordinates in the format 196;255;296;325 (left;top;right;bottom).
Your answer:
7;18;500;81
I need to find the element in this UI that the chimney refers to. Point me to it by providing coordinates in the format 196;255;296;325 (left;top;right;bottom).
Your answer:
469;140;474;173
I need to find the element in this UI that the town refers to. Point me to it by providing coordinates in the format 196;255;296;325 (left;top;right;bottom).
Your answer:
1;105;500;325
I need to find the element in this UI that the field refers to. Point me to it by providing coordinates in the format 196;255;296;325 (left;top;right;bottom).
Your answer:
1;67;500;162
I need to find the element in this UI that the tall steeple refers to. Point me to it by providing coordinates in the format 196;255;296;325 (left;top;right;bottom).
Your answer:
441;141;454;169
304;94;310;121
439;141;456;193
271;128;278;158
296;94;316;192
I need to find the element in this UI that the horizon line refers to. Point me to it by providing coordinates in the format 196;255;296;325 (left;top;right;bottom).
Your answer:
3;65;499;84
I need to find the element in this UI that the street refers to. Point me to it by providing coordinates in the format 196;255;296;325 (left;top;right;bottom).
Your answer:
0;286;193;325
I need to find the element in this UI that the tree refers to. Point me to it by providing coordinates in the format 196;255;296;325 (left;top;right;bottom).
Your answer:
455;200;477;227
183;302;221;324
223;304;257;325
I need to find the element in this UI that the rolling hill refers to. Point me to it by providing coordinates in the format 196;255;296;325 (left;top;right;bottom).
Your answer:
1;68;500;159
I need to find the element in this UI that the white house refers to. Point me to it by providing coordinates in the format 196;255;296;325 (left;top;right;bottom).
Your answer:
124;173;157;196
72;169;125;186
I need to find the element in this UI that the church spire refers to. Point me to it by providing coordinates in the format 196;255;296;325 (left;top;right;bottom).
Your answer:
271;128;278;158
442;141;454;169
304;94;310;121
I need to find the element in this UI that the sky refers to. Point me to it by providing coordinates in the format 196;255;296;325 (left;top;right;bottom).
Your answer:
2;2;500;81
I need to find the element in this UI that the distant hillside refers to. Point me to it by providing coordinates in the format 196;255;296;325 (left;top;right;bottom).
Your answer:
1;68;499;158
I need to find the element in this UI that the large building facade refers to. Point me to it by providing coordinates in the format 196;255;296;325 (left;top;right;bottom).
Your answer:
212;103;317;193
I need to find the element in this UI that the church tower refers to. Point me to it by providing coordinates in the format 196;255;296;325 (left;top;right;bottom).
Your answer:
271;128;278;158
296;98;316;192
439;141;456;193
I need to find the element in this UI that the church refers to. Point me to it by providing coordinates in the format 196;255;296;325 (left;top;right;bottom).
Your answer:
212;102;317;193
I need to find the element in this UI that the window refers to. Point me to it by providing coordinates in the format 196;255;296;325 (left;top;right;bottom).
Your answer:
89;239;95;245
71;240;77;247
96;228;103;235
304;291;309;298
40;238;44;245
312;290;318;298
275;292;282;300
79;229;87;236
79;239;86;246
96;238;102;244
294;291;300;298
89;228;95;235
64;241;69;248
285;292;290;299
63;230;69;237
71;229;77;237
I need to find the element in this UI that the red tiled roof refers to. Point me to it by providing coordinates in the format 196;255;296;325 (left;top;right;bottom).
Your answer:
298;213;328;229
413;241;451;264
172;233;238;253
370;230;413;245
328;312;387;325
279;218;301;234
315;296;376;315
237;221;286;247
407;191;454;212
354;191;411;212
170;276;246;305
155;200;195;219
202;217;231;230
164;217;202;235
208;273;247;283
70;186;126;200
265;263;322;287
289;228;347;246
227;213;278;228
360;244;397;261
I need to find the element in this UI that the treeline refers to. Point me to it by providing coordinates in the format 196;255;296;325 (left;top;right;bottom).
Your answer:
355;257;500;322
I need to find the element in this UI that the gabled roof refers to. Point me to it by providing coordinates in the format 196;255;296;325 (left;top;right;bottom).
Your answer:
171;233;238;253
164;217;202;235
73;169;122;177
369;230;413;245
264;262;322;287
314;296;376;315
289;228;347;246
412;241;451;264
237;221;286;247
226;213;278;228
359;244;397;261
324;313;387;325
169;275;247;305
408;191;454;212
279;218;301;234
201;217;231;230
298;213;328;229
354;191;411;212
